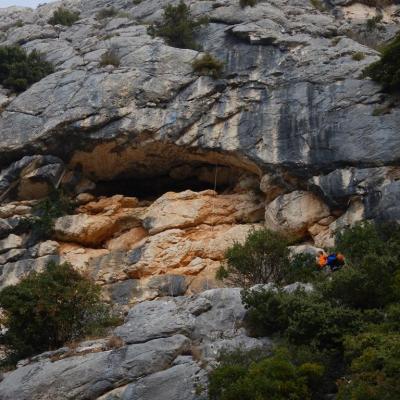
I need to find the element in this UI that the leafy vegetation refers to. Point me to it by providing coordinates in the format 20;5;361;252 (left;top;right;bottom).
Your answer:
0;262;118;364
366;15;383;32
239;0;257;8
28;189;75;239
96;7;120;20
147;1;208;50
216;228;292;287
352;52;365;61
310;0;326;11
216;228;317;287
223;222;400;400
364;34;400;92
192;53;224;78
0;45;54;93
99;49;121;67
48;7;80;26
209;347;324;400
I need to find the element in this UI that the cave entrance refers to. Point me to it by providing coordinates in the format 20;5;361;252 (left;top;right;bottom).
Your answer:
70;142;263;200
94;173;225;200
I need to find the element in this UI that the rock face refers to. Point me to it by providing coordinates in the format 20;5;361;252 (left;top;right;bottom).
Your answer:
0;190;263;305
0;0;399;234
0;0;399;397
0;288;270;400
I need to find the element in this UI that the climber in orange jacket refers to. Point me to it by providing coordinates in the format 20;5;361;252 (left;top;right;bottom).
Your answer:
317;250;328;269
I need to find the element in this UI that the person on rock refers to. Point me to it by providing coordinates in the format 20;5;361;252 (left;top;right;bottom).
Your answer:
327;252;345;272
317;250;328;269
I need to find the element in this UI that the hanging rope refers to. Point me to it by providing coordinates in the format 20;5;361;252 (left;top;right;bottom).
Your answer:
210;163;218;231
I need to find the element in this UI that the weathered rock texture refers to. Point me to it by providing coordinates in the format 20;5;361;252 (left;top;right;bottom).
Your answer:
0;0;399;237
0;287;270;400
0;0;399;397
0;190;264;305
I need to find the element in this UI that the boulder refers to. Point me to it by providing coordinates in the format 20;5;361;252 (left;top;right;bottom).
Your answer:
0;335;190;400
0;234;23;254
142;190;264;234
265;191;330;237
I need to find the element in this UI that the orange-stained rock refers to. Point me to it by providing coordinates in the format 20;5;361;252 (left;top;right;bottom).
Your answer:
54;195;145;246
142;190;264;234
265;191;330;236
78;195;139;214
59;242;109;271
106;227;148;251
125;223;261;279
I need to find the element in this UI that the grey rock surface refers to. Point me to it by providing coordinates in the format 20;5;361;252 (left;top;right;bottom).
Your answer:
0;0;399;226
0;334;190;400
0;288;268;400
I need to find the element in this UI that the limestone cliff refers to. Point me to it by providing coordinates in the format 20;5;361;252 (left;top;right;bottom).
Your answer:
0;0;399;397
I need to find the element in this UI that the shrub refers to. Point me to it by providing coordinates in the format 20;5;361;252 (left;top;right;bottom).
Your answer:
96;7;119;20
242;288;364;349
366;15;383;32
310;0;326;11
192;53;224;79
48;7;80;26
364;34;400;92
352;52;365;61
0;45;54;93
320;222;400;309
27;189;75;239
208;348;324;400
337;332;400;400
147;1;208;50
216;228;292;287
99;49;121;67
0;262;117;363
284;253;321;284
239;0;257;8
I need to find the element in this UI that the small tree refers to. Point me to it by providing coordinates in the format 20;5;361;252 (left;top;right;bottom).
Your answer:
28;189;75;239
216;228;291;287
0;262;116;363
364;34;400;92
48;7;80;26
147;1;208;50
0;45;54;93
192;53;224;79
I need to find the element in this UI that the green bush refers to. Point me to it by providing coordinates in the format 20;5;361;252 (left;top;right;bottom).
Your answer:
96;7;119;20
366;15;383;32
284;253;321;284
237;222;400;399
192;53;224;79
310;0;326;11
320;222;400;309
147;1;208;50
0;45;54;93
337;332;400;400
0;262;117;363
364;34;400;92
48;7;80;26
209;348;324;400
239;0;257;8
352;52;365;61
28;189;75;239
99;49;121;67
216;228;292;287
242;289;363;348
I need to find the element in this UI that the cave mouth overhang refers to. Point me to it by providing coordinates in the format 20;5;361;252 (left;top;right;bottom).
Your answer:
68;140;263;199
